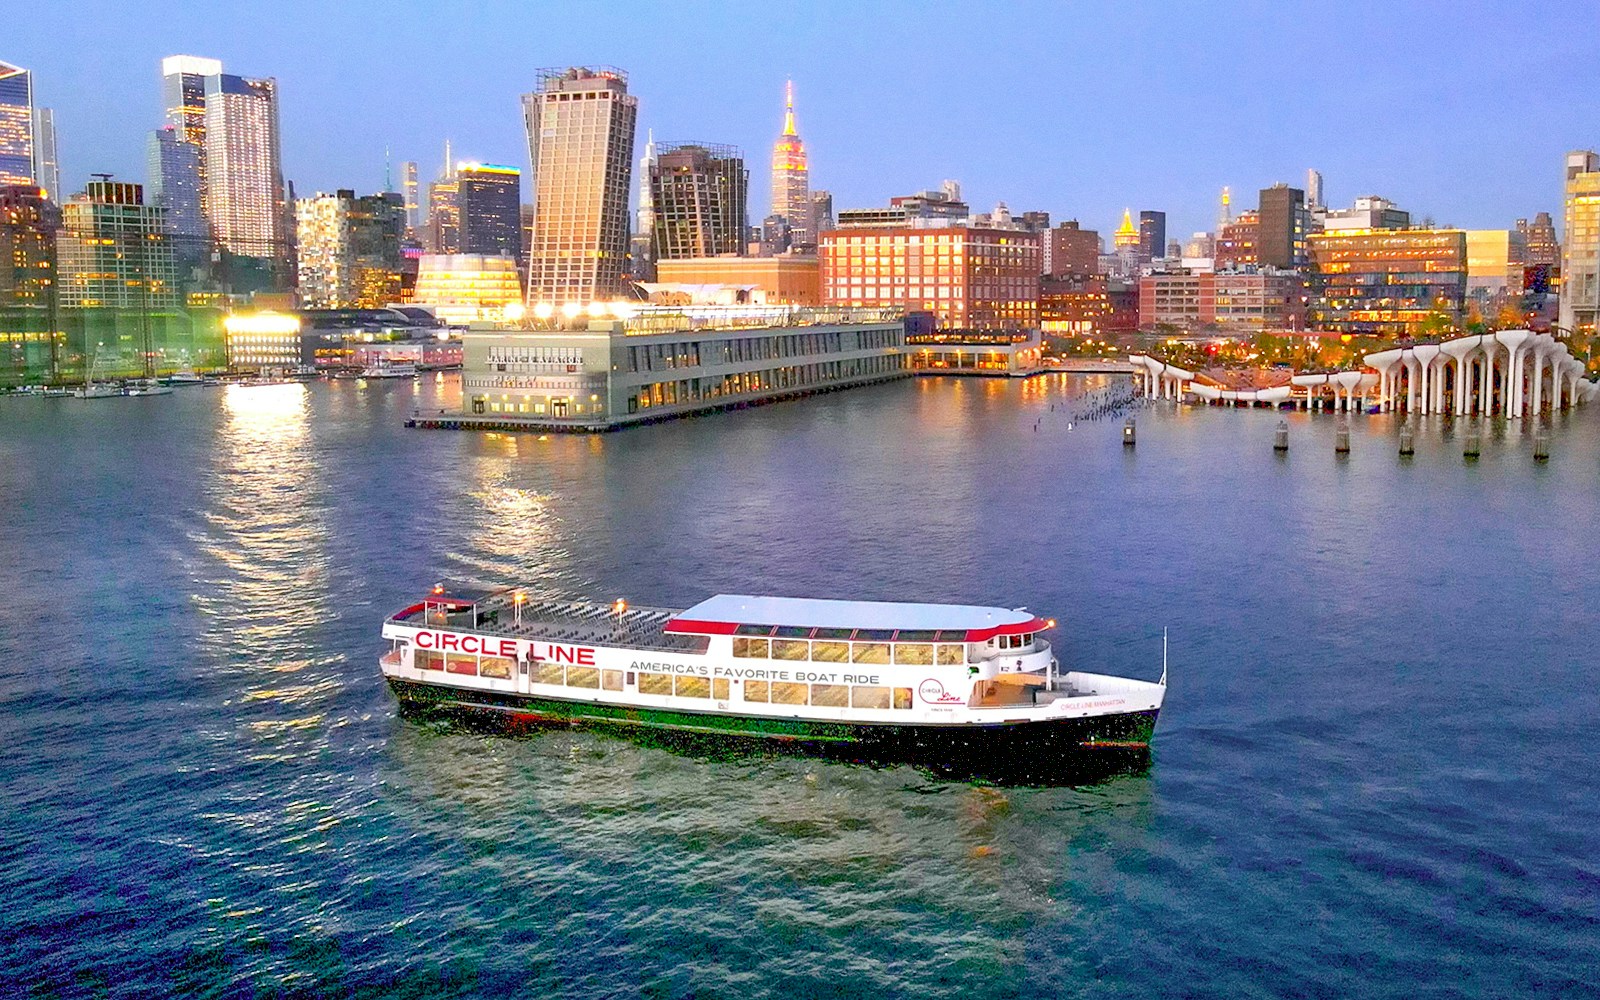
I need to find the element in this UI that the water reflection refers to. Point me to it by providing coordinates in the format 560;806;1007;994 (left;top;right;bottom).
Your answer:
190;380;341;743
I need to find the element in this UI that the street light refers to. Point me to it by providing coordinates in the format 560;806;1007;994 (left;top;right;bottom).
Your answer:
513;590;525;626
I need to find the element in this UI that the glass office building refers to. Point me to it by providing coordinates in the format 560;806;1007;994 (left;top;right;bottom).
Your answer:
456;164;522;260
0;60;35;186
649;142;748;260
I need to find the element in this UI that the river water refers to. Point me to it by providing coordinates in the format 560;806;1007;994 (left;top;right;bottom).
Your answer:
1;374;1596;998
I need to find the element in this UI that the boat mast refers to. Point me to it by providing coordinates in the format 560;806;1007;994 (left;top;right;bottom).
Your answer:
1160;627;1168;686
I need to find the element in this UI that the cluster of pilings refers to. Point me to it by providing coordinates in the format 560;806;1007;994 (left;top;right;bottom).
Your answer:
1268;418;1558;462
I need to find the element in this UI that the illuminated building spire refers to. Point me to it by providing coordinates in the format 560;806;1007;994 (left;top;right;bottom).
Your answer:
770;79;810;248
1218;185;1232;227
1114;208;1140;250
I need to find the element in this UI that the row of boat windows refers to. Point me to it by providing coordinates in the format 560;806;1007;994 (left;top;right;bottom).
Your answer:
733;637;967;665
745;681;914;710
733;624;970;641
413;654;913;710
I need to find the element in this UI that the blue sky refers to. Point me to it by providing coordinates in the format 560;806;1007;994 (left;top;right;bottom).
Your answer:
9;0;1599;242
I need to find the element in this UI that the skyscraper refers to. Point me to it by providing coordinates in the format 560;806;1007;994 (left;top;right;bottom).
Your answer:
32;108;58;201
0;59;35;186
456;163;522;259
162;56;220;143
1306;169;1324;210
1560;150;1600;334
160;56;221;217
147;126;208;270
1517;211;1559;270
632;130;658;278
770;81;811;248
203;72;287;264
520;67;637;305
649;142;748;260
296;189;405;307
427;176;460;254
1257;183;1309;269
1138;211;1166;265
401;160;420;232
0;184;59;305
810;190;834;237
57;181;178;309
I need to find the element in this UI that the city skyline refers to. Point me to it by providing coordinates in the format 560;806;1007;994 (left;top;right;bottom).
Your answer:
8;1;1600;244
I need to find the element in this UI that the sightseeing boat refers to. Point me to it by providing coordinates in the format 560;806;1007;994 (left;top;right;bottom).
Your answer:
379;590;1166;757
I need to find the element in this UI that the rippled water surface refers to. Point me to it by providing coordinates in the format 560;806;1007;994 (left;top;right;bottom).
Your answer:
2;374;1597;998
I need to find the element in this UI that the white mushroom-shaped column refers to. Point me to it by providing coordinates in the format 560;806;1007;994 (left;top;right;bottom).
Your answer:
1364;348;1405;411
1494;329;1531;417
1411;345;1442;415
1439;336;1479;416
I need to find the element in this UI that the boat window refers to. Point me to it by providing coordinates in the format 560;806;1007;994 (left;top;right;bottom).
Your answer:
852;643;891;665
811;641;849;663
893;687;914;710
810;684;849;707
936;644;965;665
896;630;938;642
773;626;811;638
566;666;600;689
536;662;565;686
893;643;934;665
732;638;770;658
676;676;710;698
602;670;624;691
734;623;774;636
771;639;809;661
850;685;891;709
935;630;968;642
855;628;895;642
415;650;444;671
745;680;770;702
479;656;514;679
638;672;673;695
713;678;730;700
813;627;853;640
770;681;808;705
446;654;477;676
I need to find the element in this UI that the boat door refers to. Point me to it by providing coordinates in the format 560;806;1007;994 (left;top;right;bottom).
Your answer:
517;648;533;696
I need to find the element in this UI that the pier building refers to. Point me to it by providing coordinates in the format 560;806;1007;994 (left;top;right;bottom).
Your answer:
444;304;908;431
904;329;1044;376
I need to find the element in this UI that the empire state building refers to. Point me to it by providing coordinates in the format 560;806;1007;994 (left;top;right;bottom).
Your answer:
769;80;811;249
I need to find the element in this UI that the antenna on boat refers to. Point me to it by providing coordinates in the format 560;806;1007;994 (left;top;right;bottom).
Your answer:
1160;627;1169;687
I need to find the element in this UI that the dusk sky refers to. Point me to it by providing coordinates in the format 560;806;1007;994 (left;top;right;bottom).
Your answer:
10;0;1599;242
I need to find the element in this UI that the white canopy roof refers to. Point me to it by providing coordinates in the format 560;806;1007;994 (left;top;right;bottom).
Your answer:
672;594;1037;633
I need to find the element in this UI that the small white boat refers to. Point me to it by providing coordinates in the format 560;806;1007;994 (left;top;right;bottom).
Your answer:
359;361;418;379
73;383;123;399
124;379;174;397
164;370;206;385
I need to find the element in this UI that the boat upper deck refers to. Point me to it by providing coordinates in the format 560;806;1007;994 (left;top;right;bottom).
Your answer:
667;594;1049;642
388;593;710;654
